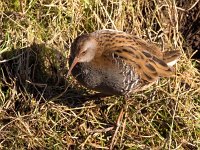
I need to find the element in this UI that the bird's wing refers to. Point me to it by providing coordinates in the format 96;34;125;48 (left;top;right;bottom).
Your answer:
103;38;177;82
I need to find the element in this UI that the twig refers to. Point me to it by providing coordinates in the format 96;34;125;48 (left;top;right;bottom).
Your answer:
0;53;24;64
110;108;124;150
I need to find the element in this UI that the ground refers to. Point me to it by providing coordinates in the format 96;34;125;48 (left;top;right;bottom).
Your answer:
0;0;200;149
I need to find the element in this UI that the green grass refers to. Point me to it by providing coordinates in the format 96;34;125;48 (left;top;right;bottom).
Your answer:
0;0;200;149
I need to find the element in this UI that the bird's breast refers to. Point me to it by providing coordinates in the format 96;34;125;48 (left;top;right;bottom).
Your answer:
69;56;141;95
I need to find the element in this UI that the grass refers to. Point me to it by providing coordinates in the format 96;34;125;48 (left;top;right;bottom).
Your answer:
0;0;200;149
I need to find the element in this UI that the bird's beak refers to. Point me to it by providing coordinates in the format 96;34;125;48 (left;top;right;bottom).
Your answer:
66;56;79;78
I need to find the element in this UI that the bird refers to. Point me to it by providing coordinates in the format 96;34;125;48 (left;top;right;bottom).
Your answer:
67;29;181;96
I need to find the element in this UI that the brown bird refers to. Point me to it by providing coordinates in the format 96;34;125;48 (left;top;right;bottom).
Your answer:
67;29;180;96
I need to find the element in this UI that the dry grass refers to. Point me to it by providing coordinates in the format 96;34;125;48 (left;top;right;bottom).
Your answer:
0;0;200;149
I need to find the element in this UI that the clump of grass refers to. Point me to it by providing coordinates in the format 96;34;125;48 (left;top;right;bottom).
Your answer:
0;0;200;149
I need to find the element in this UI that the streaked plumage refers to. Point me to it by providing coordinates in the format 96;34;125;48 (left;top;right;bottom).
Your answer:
67;29;181;95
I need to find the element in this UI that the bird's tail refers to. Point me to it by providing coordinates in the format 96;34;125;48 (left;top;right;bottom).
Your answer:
163;50;181;67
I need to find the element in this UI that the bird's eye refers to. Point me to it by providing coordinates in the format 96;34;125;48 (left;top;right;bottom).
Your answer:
81;51;86;55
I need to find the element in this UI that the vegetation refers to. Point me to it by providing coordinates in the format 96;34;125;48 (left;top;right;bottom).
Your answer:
0;0;199;149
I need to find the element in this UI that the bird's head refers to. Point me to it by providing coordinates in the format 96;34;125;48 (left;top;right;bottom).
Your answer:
67;34;97;77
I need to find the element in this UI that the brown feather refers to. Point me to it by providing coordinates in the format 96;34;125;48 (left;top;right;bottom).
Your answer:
68;29;181;95
92;30;178;82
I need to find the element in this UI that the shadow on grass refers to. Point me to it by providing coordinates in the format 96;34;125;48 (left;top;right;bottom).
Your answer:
0;43;198;150
0;43;103;108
